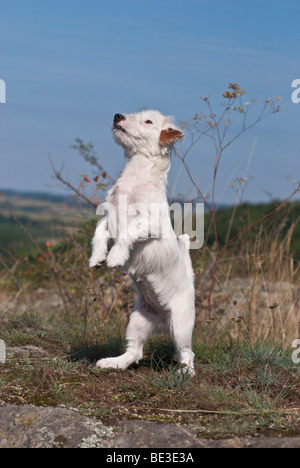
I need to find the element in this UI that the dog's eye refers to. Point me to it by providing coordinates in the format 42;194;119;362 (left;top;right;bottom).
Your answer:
145;120;153;124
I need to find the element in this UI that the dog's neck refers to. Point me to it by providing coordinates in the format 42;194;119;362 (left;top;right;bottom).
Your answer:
125;144;171;159
120;150;171;189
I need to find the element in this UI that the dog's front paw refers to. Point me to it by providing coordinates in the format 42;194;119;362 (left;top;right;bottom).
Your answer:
106;247;129;268
89;251;107;268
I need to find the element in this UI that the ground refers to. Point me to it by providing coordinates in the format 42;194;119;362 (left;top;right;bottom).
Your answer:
1;336;300;448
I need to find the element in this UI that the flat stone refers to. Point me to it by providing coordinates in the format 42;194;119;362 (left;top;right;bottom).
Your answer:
114;420;300;448
1;406;300;448
6;346;47;358
0;406;114;448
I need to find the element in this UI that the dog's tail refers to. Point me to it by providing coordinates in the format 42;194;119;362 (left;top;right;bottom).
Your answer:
178;234;194;280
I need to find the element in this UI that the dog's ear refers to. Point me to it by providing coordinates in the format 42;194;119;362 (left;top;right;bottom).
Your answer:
159;127;184;146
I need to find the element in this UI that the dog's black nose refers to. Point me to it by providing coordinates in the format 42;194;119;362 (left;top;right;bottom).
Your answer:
114;113;125;123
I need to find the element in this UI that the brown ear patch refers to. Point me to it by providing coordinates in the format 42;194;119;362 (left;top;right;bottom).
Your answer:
159;128;184;145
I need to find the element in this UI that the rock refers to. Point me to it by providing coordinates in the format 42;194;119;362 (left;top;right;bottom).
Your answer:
114;420;300;448
1;406;300;448
6;346;47;359
210;277;299;337
0;406;114;448
115;420;199;448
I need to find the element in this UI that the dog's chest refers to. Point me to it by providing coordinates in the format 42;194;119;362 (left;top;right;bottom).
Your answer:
130;272;167;312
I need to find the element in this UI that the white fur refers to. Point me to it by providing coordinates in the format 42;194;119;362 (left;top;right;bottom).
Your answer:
89;110;195;375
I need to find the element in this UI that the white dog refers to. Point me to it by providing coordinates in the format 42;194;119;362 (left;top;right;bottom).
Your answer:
89;110;195;375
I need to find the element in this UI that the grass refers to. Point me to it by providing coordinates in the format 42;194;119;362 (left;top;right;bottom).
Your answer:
0;190;299;439
0;307;300;439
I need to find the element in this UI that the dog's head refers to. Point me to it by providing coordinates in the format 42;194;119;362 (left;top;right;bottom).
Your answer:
112;110;184;157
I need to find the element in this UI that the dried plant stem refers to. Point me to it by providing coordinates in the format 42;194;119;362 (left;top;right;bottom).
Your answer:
176;87;298;336
48;154;98;208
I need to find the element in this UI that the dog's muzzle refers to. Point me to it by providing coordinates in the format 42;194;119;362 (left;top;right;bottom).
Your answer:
113;113;126;132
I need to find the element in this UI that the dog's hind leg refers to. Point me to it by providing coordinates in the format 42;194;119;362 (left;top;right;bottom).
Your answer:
169;290;195;376
96;298;157;370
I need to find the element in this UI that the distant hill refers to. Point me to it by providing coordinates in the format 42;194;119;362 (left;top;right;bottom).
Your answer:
0;189;299;259
0;188;81;205
0;189;95;254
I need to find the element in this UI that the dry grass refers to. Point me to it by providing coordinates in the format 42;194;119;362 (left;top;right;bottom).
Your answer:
0;206;298;345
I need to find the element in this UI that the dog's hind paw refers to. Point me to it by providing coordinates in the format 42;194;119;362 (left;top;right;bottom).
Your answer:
96;351;139;370
96;357;126;370
178;363;196;377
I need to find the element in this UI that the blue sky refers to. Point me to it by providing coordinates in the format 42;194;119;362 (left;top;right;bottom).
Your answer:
0;0;299;204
